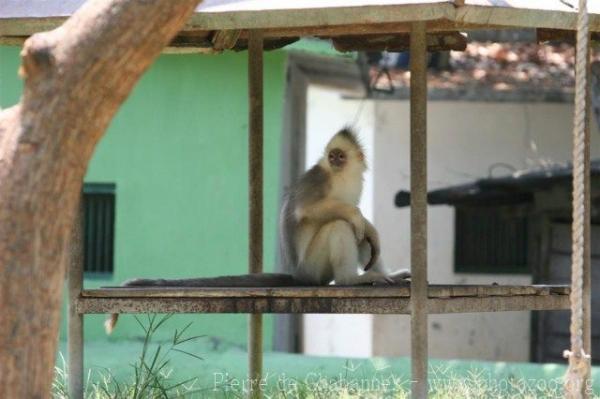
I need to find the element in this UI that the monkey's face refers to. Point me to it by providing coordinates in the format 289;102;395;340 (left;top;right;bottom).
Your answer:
327;145;366;173
328;148;347;169
324;129;367;174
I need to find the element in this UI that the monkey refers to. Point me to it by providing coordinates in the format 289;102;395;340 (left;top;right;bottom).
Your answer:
280;127;410;285
104;128;409;334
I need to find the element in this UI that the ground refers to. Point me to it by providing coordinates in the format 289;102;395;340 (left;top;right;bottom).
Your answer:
56;337;600;398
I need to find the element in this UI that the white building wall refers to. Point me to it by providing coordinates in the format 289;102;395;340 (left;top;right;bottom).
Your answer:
302;90;600;362
372;101;600;361
302;85;375;358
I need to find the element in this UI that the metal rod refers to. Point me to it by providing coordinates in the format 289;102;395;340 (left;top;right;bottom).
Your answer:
68;199;84;399
248;29;264;399
583;32;592;386
410;21;429;399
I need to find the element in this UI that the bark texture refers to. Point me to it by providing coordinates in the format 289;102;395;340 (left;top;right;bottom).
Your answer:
0;0;201;396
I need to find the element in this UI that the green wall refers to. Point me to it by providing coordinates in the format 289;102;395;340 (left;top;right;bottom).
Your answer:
0;46;286;348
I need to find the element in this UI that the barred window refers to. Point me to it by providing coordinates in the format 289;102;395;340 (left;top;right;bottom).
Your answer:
83;183;115;275
454;207;529;274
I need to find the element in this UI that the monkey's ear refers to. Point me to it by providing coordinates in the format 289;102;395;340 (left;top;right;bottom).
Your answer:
358;152;365;161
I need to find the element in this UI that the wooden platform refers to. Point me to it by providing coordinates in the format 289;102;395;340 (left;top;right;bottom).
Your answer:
78;284;570;315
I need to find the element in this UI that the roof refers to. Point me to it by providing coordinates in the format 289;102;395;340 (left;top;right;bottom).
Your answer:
2;1;600;41
395;160;600;207
368;41;592;102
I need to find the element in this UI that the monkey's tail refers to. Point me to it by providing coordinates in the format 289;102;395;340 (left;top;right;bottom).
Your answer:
103;273;306;334
104;314;119;334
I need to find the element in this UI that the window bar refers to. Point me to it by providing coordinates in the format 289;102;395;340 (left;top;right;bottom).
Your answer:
68;197;84;399
95;197;104;272
108;196;115;273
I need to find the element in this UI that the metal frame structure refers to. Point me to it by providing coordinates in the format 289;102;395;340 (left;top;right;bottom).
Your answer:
409;22;428;395
2;1;598;398
66;11;589;399
247;30;264;398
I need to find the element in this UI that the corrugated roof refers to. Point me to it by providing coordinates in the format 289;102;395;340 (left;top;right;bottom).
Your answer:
395;160;600;207
1;1;600;38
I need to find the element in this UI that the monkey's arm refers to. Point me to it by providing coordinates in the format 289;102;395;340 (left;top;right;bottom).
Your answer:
296;199;366;240
296;199;380;268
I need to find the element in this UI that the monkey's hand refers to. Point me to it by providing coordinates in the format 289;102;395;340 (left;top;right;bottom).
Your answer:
363;220;380;271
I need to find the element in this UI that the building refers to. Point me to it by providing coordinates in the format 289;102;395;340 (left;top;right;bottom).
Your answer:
298;42;600;362
0;46;289;345
396;162;600;363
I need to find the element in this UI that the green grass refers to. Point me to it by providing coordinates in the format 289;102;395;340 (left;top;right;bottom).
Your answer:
52;360;584;398
53;315;598;398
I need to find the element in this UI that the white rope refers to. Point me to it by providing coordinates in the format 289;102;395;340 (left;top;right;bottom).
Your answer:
563;0;591;397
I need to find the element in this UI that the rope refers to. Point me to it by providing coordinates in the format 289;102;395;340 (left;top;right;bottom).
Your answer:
563;0;591;397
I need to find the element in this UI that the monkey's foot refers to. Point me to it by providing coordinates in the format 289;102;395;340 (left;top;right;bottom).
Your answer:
370;270;411;286
389;269;411;280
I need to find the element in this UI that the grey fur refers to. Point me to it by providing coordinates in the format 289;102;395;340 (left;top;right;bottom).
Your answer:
121;273;305;287
279;127;364;273
280;164;330;268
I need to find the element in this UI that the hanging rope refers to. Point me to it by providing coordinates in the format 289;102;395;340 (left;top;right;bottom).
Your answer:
563;0;591;397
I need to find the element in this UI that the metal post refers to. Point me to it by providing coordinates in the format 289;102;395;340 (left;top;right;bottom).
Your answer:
68;199;84;399
410;21;428;399
248;30;264;399
582;33;592;392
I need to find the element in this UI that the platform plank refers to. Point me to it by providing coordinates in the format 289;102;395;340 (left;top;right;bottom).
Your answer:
77;284;570;315
84;284;569;298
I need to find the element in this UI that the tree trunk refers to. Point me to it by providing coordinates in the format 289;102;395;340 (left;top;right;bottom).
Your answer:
0;0;202;396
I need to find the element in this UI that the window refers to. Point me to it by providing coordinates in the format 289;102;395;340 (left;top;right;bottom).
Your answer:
83;183;115;275
454;207;529;274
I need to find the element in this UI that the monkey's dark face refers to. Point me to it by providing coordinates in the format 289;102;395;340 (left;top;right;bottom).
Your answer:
323;132;366;174
328;148;347;169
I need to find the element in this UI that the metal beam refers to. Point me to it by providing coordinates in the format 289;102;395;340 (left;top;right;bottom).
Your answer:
248;29;264;399
76;290;570;314
83;284;570;298
68;201;84;399
6;2;600;37
410;21;428;399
